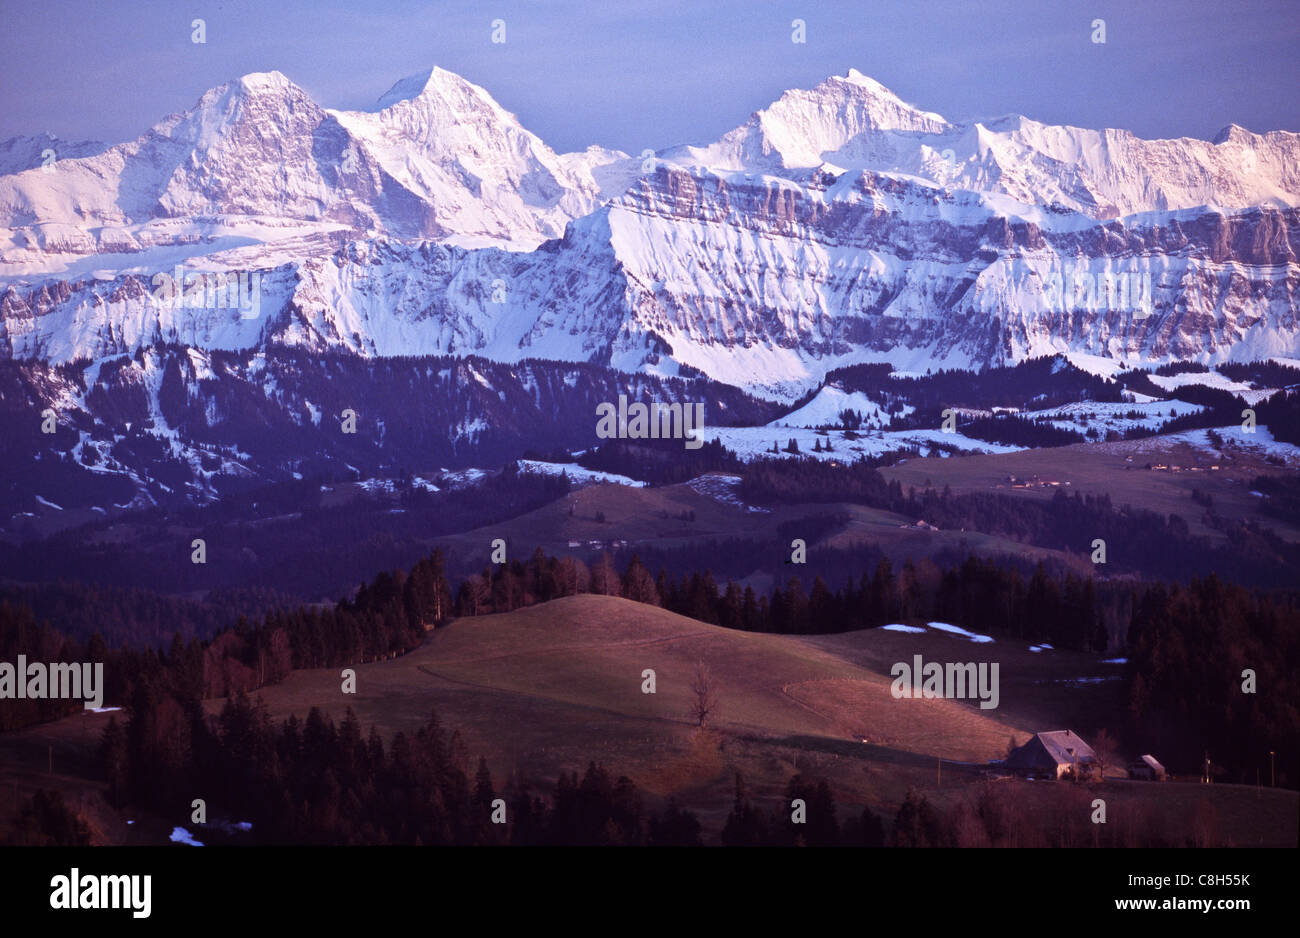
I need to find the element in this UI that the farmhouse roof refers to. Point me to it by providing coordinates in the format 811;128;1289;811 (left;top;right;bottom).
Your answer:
1139;754;1165;772
1006;730;1097;770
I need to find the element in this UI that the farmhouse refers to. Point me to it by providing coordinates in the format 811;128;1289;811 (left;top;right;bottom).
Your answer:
1005;730;1098;780
1129;754;1167;781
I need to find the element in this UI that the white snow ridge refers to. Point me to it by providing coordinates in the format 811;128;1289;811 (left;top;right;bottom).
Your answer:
1;66;1297;393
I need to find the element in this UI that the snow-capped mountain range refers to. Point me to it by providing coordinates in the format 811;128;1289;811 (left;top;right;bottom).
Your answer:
1;66;1297;397
0;132;105;177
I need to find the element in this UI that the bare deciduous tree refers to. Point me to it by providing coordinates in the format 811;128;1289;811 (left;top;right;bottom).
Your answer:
1092;727;1120;778
690;661;718;728
590;553;618;596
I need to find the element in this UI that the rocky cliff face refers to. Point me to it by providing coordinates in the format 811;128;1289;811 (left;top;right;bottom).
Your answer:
1;68;1296;396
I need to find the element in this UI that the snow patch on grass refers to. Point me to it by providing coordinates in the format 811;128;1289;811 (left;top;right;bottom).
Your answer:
169;827;204;847
518;459;646;488
926;621;994;643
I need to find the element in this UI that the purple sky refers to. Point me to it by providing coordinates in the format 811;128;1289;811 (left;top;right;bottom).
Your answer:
1;0;1296;155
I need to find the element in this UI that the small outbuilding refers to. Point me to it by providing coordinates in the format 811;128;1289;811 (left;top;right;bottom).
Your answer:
1005;730;1098;780
1128;754;1167;781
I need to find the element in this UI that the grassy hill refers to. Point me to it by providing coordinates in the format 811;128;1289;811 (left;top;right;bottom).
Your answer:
881;434;1300;545
199;595;1295;844
4;594;1294;845
205;596;1026;823
427;475;1095;580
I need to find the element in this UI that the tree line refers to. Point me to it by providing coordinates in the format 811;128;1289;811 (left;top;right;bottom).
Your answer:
736;458;1300;588
4;538;1296;784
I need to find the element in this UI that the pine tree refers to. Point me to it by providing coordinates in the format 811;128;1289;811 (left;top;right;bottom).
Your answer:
721;772;768;846
100;717;129;806
620;555;659;605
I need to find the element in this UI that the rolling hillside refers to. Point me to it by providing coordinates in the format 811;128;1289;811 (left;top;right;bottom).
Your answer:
195;594;1295;843
3;593;1294;845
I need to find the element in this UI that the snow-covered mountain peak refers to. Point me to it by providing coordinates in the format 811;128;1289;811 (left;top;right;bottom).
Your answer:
164;71;325;148
1206;124;1268;146
2;65;1297;391
0;65;615;260
830;68;946;120
1212;123;1254;145
234;70;297;93
374;70;437;109
372;65;491;112
176;70;319;127
330;65;605;247
356;65;528;146
665;70;954;171
770;71;952;137
840;67;885;89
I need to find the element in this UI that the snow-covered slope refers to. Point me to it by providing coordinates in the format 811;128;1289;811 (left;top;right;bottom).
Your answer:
0;132;105;176
666;69;952;172
330;67;616;248
665;70;1300;220
769;384;898;429
1;67;1297;395
3;166;1296;397
0;68;618;264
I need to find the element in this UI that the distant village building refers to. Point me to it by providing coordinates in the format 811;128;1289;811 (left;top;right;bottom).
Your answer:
1004;474;1066;490
1129;754;1167;781
1005;730;1098;780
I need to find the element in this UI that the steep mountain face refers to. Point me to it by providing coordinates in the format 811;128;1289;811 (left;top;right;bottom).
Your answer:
590;166;1299;394
0;68;1297;399
0;73;393;257
5;165;1294;398
0;347;782;513
667;69;954;171
0;69;617;262
331;68;619;247
667;69;1300;220
951;118;1300;220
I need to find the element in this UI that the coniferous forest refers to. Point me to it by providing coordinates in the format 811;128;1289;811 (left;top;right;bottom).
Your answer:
3;529;1296;848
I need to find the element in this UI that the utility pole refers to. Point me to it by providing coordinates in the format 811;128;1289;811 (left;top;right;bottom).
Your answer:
1270;750;1275;788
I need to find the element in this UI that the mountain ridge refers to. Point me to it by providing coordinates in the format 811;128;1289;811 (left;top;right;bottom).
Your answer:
0;66;1296;394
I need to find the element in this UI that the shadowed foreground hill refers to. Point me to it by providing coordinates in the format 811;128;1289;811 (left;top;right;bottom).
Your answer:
4;595;1294;845
234;593;1026;759
200;594;1036;831
212;595;1295;845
